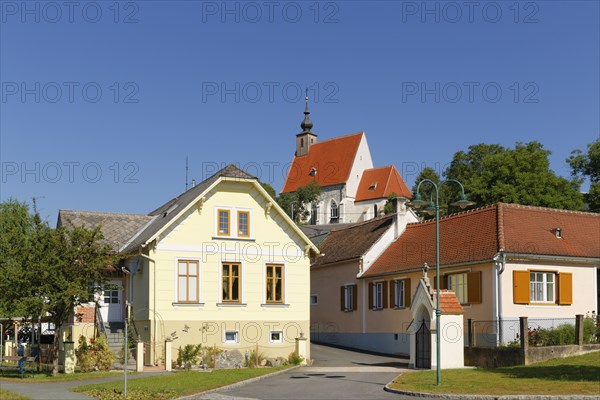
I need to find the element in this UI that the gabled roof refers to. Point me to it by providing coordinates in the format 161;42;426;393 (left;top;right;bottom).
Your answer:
363;203;600;278
282;132;364;193
436;290;464;314
120;164;257;254
300;223;354;247
311;215;394;268
57;210;153;252
355;165;412;202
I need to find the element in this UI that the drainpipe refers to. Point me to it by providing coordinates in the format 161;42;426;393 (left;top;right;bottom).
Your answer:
139;246;156;365
493;251;506;345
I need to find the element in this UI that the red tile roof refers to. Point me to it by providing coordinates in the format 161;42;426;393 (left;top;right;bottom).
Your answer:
355;165;412;202
436;290;465;314
363;203;600;278
282;132;364;193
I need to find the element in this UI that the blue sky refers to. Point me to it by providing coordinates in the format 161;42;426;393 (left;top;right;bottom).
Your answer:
1;0;598;223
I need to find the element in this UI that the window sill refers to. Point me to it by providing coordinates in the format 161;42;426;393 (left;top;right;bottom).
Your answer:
371;308;383;311
526;303;560;308
342;309;354;313
172;302;204;307
261;303;290;308
212;236;256;242
217;303;247;307
392;306;407;310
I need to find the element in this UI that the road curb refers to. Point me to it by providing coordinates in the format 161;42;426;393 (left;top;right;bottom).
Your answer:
384;383;599;400
175;365;301;400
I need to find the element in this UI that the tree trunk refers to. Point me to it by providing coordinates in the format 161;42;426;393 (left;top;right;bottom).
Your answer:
52;320;62;376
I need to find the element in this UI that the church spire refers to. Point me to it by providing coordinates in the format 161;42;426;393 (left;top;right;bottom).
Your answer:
300;91;313;133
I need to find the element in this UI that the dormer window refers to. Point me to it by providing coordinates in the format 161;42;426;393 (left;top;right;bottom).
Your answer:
309;167;317;176
368;182;377;190
554;227;562;238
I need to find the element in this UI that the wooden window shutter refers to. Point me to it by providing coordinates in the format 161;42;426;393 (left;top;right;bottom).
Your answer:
404;278;412;307
433;275;447;290
382;282;389;308
368;283;373;309
340;286;345;311
558;273;572;305
467;271;482;304
389;281;395;308
352;284;358;311
513;270;530;304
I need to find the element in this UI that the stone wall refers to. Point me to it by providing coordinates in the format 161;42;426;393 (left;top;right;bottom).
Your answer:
465;344;600;368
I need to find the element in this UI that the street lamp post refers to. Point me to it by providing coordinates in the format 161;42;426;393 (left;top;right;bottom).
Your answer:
408;179;474;386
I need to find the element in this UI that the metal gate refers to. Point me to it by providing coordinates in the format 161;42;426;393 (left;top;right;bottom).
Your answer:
416;321;431;369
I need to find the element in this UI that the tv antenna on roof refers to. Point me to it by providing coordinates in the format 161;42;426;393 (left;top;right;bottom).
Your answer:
185;156;189;191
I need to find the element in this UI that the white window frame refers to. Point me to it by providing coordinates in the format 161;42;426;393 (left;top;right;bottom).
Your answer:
447;273;468;304
530;271;555;303
330;200;339;220
269;331;283;343
394;280;405;308
373;281;384;310
224;331;239;344
343;285;353;311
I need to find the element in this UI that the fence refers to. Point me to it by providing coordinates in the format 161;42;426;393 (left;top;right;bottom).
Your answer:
465;314;600;367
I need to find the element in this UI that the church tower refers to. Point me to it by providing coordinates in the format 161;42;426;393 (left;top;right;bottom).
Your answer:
295;96;318;157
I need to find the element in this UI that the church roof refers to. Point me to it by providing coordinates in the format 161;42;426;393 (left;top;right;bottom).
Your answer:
355;165;412;202
281;132;364;193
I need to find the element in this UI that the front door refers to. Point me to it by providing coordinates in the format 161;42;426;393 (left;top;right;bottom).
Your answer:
100;281;122;322
415;320;431;369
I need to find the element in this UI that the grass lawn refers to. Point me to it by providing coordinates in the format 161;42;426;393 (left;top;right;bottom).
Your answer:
72;366;290;400
389;351;600;396
0;370;131;382
0;388;30;400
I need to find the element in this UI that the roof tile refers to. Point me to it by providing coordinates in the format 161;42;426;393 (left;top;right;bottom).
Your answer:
282;132;363;193
355;165;412;202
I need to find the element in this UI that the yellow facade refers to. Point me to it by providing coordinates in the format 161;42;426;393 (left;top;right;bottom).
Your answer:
129;178;314;365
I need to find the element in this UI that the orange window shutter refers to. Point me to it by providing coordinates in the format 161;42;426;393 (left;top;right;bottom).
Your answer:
340;286;345;311
389;281;395;308
513;270;530;304
558;272;573;305
467;271;482;304
382;282;389;309
404;278;412;307
368;283;373;309
352;284;358;311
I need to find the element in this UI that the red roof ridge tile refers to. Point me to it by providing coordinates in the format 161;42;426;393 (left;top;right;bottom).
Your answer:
294;131;363;152
497;201;505;250
407;203;498;228
502;202;600;217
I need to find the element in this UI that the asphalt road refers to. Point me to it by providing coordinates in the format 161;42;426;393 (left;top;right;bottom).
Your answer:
191;343;417;400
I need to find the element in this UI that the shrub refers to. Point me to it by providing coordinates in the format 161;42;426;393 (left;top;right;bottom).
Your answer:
75;334;115;372
583;314;599;344
176;344;202;370
288;351;304;366
246;349;266;368
93;334;115;371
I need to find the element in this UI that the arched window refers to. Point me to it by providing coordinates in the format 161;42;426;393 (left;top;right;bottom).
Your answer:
310;203;318;225
330;200;339;221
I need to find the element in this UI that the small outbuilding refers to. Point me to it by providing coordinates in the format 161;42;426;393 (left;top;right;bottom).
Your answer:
409;267;465;369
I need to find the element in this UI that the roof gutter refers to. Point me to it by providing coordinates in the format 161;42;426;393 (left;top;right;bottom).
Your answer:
505;253;600;264
359;258;496;280
492;251;506;346
139;246;157;365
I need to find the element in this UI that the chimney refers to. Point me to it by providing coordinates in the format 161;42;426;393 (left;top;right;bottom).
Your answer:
393;197;410;240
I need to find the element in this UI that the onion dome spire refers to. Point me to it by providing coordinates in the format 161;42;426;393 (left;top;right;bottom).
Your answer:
300;90;313;133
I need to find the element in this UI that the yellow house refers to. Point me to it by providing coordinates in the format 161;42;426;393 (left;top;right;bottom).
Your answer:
59;164;318;367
